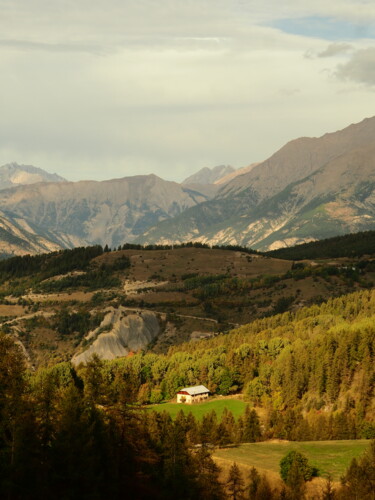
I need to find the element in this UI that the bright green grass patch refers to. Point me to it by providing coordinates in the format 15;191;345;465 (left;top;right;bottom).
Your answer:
147;398;247;420
214;440;370;481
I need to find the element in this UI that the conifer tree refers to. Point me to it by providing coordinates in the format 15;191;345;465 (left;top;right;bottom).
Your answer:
226;463;245;500
247;466;260;498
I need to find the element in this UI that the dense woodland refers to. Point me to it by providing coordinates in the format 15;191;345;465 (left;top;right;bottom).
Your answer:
0;329;374;499
266;230;375;260
85;289;375;437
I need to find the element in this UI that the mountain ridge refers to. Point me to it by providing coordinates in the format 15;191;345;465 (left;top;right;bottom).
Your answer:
0;173;214;250
139;116;375;250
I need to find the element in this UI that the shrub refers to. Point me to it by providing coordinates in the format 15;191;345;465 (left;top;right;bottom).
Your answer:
280;451;316;484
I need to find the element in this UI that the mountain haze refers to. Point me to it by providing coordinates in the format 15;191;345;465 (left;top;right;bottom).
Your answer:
182;165;235;185
0;163;66;190
139;117;375;250
214;162;260;185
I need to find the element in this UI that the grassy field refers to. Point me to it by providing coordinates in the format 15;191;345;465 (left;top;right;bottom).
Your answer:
213;440;370;481
147;398;247;420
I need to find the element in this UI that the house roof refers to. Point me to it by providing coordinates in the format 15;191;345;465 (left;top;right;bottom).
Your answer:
178;385;210;396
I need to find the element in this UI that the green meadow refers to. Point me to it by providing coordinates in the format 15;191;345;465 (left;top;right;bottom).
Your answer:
146;398;247;420
213;440;370;481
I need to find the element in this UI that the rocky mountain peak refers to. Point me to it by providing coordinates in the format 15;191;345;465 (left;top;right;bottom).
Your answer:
0;163;66;190
182;165;235;185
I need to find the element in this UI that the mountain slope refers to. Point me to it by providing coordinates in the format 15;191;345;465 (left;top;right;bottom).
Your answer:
139;117;375;250
0;174;211;249
0;211;64;258
0;163;66;190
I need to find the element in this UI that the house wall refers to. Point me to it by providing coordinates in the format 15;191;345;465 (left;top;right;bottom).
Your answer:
177;392;209;404
177;393;192;404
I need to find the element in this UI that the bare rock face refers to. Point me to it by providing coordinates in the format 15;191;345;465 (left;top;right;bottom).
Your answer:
72;308;160;365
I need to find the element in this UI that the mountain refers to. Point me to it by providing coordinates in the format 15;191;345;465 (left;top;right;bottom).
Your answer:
182;164;235;185
214;162;260;185
0;174;211;250
0;211;63;258
0;163;66;190
138;116;375;250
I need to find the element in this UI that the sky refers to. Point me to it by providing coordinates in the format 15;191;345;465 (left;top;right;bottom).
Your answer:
0;0;375;183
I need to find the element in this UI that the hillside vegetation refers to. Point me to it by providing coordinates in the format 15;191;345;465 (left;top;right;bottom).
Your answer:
0;240;374;366
266;230;375;260
102;289;375;434
0;287;374;499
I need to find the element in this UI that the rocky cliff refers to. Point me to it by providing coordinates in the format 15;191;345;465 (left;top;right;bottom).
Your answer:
72;308;160;364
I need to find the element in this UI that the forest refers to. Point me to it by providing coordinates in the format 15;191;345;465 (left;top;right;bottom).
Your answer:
1;331;374;499
266;230;375;260
0;287;374;498
89;289;375;436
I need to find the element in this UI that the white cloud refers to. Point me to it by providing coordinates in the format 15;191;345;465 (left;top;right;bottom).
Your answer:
0;0;374;182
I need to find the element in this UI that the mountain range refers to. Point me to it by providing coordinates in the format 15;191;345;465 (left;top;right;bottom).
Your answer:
139;116;375;250
0;116;374;256
0;173;214;256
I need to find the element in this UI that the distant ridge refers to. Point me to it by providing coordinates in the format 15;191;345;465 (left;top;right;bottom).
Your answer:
0;174;212;251
182;165;235;185
0;163;66;190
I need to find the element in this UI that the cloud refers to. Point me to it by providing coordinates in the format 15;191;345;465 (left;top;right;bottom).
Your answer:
336;47;375;85
318;42;352;57
0;0;374;182
0;39;105;55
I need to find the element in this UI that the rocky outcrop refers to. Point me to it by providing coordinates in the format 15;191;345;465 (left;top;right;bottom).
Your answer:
72;307;160;365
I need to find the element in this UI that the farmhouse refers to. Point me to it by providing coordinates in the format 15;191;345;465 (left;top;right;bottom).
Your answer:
177;385;210;404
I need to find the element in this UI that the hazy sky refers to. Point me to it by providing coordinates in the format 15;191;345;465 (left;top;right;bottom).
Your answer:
1;0;375;182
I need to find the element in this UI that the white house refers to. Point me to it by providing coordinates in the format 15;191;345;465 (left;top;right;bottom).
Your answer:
176;385;210;404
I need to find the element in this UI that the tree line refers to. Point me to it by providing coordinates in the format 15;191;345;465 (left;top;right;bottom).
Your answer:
266;230;375;260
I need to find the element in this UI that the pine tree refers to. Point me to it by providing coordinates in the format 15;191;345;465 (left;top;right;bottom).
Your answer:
195;446;225;500
247;466;260;499
226;463;245;500
242;406;262;443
